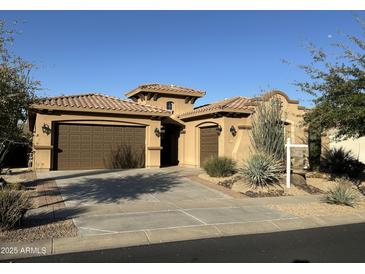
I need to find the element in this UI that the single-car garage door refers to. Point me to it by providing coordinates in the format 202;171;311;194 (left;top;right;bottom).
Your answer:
200;126;218;166
53;123;145;170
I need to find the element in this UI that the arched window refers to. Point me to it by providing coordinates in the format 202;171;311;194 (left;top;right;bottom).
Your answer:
166;101;174;111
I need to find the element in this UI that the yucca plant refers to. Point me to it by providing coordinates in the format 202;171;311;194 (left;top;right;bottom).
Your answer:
203;156;236;177
240;153;284;188
250;95;285;161
324;179;359;207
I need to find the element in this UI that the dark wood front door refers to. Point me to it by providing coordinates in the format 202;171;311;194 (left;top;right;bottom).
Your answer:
160;125;179;167
200;126;218;166
53;123;145;170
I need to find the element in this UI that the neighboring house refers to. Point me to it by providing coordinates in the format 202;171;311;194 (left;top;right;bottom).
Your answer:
28;84;307;171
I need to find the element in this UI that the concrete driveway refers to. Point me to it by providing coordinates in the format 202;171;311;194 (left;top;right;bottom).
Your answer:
35;167;295;237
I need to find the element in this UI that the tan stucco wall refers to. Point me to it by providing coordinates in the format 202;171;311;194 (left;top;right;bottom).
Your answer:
281;98;307;145
179;94;308;168
32;112;162;170
136;94;195;115
179;115;256;168
179;116;224;167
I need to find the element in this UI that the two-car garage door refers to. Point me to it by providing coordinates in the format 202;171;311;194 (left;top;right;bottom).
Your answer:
53;123;145;170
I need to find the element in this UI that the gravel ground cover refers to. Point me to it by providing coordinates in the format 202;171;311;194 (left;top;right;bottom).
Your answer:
0;169;78;243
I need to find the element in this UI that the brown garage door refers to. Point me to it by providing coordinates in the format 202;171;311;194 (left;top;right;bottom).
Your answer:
200;126;218;166
53;123;145;170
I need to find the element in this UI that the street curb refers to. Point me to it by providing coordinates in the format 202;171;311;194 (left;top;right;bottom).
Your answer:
1;213;365;261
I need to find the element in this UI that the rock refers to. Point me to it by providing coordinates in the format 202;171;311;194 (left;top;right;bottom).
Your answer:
0;177;8;188
290;173;307;187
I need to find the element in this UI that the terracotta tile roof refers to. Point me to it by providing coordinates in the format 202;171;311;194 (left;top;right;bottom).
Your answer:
30;93;171;116
178;90;301;119
125;83;206;98
178;96;255;119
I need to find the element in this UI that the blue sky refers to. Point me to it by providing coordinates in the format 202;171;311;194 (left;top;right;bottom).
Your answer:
0;11;362;107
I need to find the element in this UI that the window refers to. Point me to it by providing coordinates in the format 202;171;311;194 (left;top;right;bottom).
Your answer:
166;101;174;111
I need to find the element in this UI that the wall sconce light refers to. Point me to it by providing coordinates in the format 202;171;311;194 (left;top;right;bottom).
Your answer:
154;127;165;137
41;123;51;135
216;125;222;135
230;125;237;136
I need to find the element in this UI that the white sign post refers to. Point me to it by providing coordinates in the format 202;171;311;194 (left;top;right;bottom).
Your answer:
285;138;308;188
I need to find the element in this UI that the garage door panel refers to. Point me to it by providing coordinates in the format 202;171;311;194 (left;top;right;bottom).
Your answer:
58;133;70;144
68;125;80;133
54;124;146;170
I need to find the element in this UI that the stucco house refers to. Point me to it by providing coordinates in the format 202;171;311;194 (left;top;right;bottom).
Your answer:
28;84;307;171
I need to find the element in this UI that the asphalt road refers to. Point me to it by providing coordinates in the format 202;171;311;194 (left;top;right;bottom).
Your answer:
6;222;365;263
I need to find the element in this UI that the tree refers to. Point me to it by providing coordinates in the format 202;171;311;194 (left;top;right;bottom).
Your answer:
308;123;322;171
0;20;40;170
296;16;365;140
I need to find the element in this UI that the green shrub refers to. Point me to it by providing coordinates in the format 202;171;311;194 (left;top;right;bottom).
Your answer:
321;147;365;178
109;144;145;169
324;179;359;207
203;156;236;177
0;189;31;231
240;153;284;188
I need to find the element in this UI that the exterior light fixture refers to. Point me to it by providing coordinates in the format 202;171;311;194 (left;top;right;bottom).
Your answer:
230;125;237;136
216;125;222;135
154;127;165;137
41;123;51;135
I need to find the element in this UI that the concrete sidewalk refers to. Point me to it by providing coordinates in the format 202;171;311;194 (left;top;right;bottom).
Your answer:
1;207;365;261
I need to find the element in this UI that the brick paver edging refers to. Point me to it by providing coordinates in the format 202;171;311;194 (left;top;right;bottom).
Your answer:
35;179;65;209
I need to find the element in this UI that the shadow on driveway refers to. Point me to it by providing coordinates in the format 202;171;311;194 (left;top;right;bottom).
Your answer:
58;171;184;204
23;207;87;228
34;169;130;183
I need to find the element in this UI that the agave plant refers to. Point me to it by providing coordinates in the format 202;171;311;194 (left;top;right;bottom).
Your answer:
324;178;359;207
240;153;284;189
